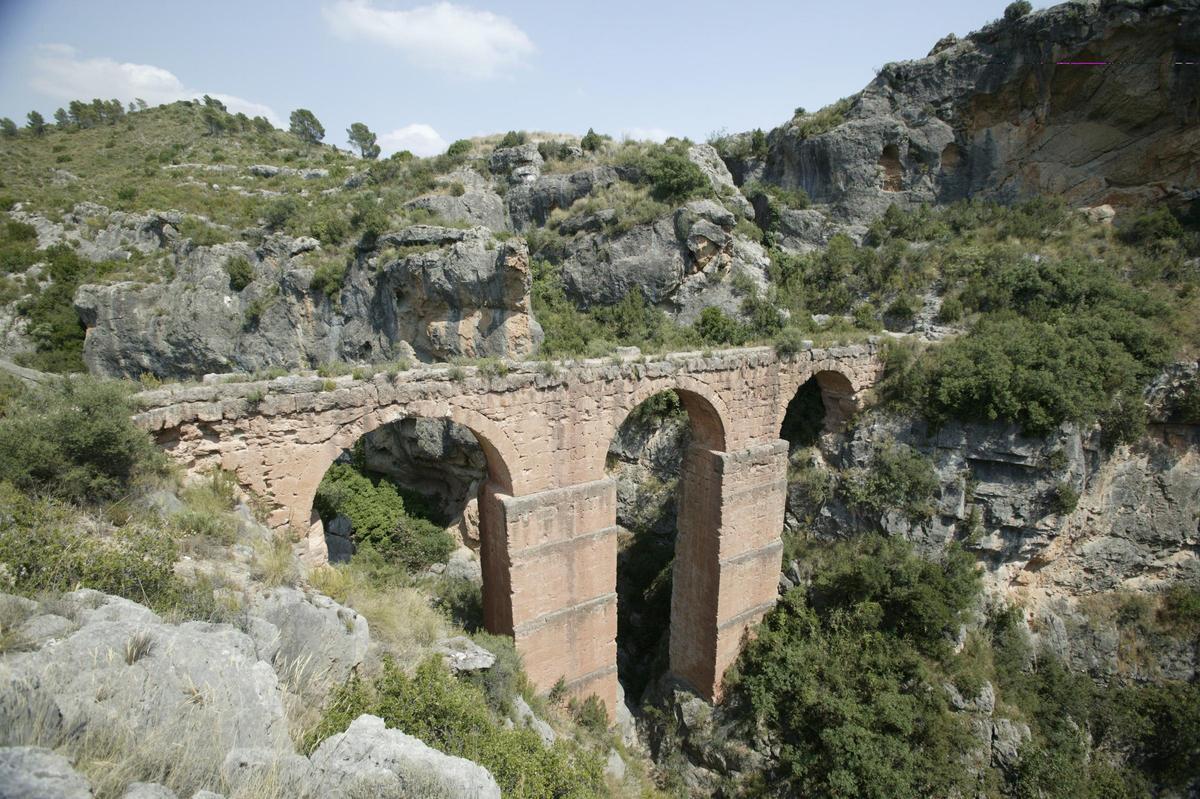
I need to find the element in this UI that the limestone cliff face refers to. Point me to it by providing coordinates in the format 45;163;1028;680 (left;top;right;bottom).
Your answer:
72;215;541;380
791;362;1200;679
743;0;1200;232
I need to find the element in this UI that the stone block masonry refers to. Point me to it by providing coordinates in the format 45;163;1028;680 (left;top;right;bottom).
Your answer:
133;343;883;711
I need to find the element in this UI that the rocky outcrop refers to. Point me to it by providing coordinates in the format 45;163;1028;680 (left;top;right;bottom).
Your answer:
561;199;770;321
76;225;541;379
247;586;370;693
11;202;184;262
306;715;501;799
733;0;1200;243
0;589;293;753
0;747;93;799
0;589;504;798
505;165;621;230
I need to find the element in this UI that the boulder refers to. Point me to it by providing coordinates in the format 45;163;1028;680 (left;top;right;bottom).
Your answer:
0;590;292;756
0;747;92;799
686;144;753;218
122;783;178;799
435;636;496;674
511;696;556;746
305;715;500;799
405;187;508;232
248;587;369;692
505;166;620;230
488;144;543;184
991;718;1031;771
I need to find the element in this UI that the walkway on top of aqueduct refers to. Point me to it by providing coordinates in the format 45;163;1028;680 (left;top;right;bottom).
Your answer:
133;342;884;713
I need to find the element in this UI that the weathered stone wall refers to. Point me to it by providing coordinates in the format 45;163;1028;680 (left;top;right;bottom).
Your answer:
132;343;883;708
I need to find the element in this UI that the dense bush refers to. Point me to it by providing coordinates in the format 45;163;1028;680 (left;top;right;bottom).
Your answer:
0;483;176;601
497;130;527;148
14;243;118;372
314;462;453;571
1004;0;1033;21
306;657;604;798
985;608;1200;797
224;256;253;291
840;440;939;524
730;536;978;798
0;376;162;504
891;314;1156;437
630;145;709;203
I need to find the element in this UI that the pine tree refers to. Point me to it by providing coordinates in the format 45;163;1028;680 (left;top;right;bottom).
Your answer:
347;122;381;159
289;109;325;145
0;118;17;138
26;111;45;136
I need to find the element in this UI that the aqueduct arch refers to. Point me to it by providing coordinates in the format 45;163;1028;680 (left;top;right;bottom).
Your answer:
134;344;883;711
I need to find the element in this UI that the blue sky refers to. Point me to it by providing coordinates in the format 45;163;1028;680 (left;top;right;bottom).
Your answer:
0;0;1053;156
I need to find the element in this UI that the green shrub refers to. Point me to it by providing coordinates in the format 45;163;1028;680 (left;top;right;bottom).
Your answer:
580;128;602;152
262;196;299;230
13;244;111;372
306;658;605;798
730;536;978;798
314;462;453;571
463;631;527;716
224;256;253;291
937;295;963;323
637;146;709;203
841;440;939;523
0;484;179;607
496;130;527;148
0;376;162;504
309;259;348;299
308;208;351;244
905;314;1159;437
567;694;609;735
1049;480;1079;515
774;326;808;357
885;294;918;320
791;96;854;139
1004;0;1033;21
446;139;472;158
693;306;743;345
349;194;387;242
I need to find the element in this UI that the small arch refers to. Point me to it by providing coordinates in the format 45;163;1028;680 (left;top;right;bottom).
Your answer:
880;144;904;192
289;404;518;532
776;369;858;444
616;381;728;455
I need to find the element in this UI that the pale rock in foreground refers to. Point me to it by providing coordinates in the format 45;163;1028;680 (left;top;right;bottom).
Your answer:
0;746;93;799
305;714;501;799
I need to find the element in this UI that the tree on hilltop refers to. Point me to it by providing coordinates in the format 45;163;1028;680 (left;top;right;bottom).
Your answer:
289;109;325;145
347;122;380;159
26;111;45;136
201;106;226;136
53;108;69;128
0;118;16;138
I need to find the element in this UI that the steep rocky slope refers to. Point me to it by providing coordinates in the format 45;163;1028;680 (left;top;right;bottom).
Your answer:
721;0;1200;242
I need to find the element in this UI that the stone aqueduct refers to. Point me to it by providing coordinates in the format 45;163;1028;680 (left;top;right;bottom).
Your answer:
133;343;883;711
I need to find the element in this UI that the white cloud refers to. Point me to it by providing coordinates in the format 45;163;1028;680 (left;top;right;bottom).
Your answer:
322;0;535;79
620;127;674;143
30;44;280;125
379;123;448;157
